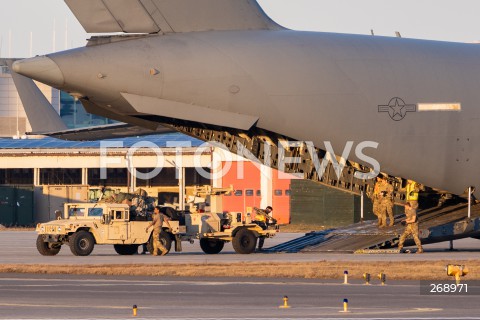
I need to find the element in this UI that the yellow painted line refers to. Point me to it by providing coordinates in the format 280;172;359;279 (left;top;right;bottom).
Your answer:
0;303;153;310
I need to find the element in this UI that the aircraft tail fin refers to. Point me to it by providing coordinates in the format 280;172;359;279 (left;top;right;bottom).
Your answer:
64;0;283;34
5;59;68;133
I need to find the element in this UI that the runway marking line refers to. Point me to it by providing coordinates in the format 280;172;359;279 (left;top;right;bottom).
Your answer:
3;318;476;320
0;303;153;310
0;277;420;288
0;302;442;315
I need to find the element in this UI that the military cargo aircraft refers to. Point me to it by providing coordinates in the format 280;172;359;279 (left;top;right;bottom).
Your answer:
9;0;480;198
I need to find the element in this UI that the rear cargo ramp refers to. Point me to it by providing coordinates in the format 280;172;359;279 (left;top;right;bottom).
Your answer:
267;203;480;253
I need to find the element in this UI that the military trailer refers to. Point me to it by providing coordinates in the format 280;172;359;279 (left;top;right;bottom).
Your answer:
173;185;279;254
35;203;178;256
185;211;278;254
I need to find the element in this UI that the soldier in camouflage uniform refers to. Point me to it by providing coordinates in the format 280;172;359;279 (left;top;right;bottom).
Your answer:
377;176;394;227
370;177;382;225
398;201;423;253
400;179;421;210
254;206;275;250
145;206;171;256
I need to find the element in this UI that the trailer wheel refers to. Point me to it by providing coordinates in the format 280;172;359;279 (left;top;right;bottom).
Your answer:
200;238;225;254
69;231;95;256
232;228;257;254
147;231;172;255
36;235;61;256
113;244;139;255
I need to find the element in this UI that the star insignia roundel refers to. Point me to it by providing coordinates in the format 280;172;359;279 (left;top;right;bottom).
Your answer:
378;97;417;121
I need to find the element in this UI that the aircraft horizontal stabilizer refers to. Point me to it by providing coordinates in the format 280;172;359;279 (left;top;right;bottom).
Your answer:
64;0;282;34
5;59;68;133
121;92;259;130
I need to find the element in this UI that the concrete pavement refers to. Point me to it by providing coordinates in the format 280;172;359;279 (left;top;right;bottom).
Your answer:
1;231;479;264
0;274;478;319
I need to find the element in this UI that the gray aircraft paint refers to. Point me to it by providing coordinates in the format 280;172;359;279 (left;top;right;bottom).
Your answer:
4;59;67;133
11;2;480;196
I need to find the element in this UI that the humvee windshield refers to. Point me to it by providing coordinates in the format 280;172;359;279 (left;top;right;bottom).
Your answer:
68;207;85;217
88;208;103;217
67;207;103;218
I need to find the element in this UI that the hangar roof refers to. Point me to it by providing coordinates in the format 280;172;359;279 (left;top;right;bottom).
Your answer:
0;133;204;149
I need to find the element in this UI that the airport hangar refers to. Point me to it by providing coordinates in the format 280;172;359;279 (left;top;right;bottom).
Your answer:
0;61;378;227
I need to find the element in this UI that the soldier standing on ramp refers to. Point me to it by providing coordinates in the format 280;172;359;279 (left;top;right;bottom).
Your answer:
398;202;423;254
401;179;422;210
378;176;395;227
370;177;382;226
145;206;172;256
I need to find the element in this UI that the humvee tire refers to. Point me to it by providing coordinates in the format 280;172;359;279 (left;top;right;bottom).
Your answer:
113;244;139;255
147;231;172;255
200;238;224;254
69;230;95;256
36;235;61;256
232;228;257;254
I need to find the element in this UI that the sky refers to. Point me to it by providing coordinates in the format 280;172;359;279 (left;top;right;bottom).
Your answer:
1;0;480;58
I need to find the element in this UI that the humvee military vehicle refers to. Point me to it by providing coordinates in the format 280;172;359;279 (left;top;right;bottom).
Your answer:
36;203;178;256
36;201;278;256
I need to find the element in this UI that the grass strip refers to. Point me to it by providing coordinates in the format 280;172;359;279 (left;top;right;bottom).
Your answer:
0;260;478;280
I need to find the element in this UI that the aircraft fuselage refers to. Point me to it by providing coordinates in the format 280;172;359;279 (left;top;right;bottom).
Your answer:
13;30;480;195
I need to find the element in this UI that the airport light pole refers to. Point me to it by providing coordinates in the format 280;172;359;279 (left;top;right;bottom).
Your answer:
468;186;472;219
15;91;19;138
73;97;77;128
360;191;364;222
166;159;185;210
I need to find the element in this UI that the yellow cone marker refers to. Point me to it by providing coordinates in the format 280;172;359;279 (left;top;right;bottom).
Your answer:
446;264;469;285
378;272;386;285
339;298;351;313
279;296;291;309
363;273;371;285
343;270;349;284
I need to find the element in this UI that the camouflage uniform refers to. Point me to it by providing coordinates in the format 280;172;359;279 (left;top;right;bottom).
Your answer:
378;180;394;227
398;205;423;253
371;180;382;223
149;212;168;256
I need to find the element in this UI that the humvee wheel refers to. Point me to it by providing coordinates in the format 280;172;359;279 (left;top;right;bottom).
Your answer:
232;228;257;254
147;231;172;255
36;235;61;256
69;231;95;256
200;238;224;254
113;244;139;255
